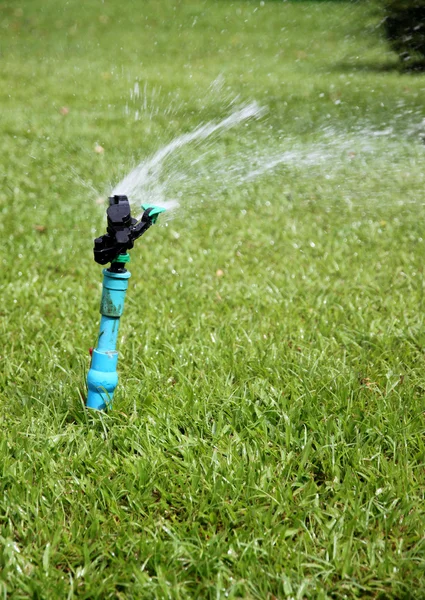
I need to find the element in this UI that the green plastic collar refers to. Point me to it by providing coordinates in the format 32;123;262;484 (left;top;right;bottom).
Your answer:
113;253;131;263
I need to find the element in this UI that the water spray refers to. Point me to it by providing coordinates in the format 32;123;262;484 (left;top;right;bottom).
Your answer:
86;195;165;410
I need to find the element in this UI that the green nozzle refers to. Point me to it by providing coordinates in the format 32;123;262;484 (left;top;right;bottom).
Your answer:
141;204;166;224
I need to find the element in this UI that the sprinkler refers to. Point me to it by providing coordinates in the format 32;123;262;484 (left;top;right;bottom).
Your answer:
86;195;165;410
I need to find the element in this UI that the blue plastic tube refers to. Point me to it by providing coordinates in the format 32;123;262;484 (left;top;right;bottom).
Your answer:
86;268;131;410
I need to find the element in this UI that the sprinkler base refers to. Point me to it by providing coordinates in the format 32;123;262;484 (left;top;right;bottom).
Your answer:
86;348;119;410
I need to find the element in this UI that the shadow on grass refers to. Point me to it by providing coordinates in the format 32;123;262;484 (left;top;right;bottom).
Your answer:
218;0;363;2
253;0;364;2
256;0;360;2
335;60;425;74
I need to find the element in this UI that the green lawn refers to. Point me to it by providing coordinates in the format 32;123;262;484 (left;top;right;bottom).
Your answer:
1;0;425;597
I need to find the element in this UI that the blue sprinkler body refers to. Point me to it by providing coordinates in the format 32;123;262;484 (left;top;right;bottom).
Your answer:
86;268;131;410
86;195;165;411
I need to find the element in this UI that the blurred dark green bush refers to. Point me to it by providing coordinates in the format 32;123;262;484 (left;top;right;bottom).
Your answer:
383;0;425;68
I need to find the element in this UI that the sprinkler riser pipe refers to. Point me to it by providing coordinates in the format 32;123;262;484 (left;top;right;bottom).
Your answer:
86;269;131;410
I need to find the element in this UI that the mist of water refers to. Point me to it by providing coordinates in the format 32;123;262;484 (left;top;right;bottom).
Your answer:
112;102;266;214
108;88;424;220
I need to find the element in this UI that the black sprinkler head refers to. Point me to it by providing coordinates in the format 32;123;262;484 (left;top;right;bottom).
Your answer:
93;195;163;265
